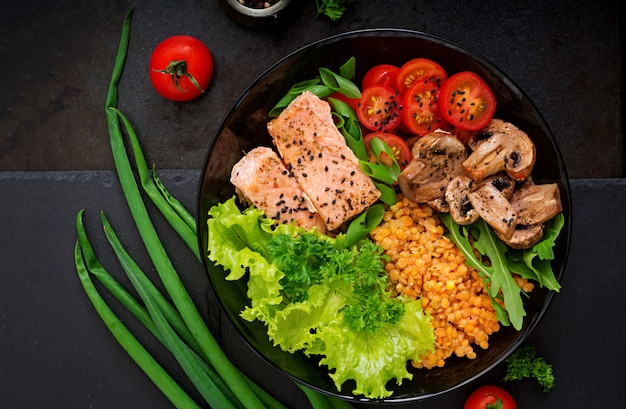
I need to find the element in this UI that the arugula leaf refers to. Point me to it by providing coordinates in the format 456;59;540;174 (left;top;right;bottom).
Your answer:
440;213;565;331
440;214;525;330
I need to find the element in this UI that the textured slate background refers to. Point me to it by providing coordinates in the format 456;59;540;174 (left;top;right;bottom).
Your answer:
0;0;623;177
0;1;624;408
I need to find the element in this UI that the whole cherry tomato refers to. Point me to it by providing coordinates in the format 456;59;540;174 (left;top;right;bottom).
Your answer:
464;385;517;409
149;35;214;102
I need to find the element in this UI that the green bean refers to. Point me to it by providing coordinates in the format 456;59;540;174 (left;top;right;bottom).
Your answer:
104;8;266;409
75;211;201;409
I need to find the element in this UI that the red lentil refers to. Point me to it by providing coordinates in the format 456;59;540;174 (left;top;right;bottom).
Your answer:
370;194;533;369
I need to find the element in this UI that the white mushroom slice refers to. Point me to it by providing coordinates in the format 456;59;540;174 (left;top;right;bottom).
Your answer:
468;182;517;239
445;174;479;225
398;132;467;203
462;119;536;182
478;173;516;200
427;196;449;213
496;223;545;250
510;182;563;225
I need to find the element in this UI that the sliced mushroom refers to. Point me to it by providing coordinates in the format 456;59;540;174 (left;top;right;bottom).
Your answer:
496;223;545;250
510;181;562;225
427;196;449;213
468;182;517;239
478;173;516;200
445;174;479;225
398;133;467;203
462;119;536;182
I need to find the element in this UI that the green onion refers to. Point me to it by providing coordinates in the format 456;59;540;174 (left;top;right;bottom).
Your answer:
102;7;266;409
74;211;202;409
112;106;199;260
100;212;241;409
74;5;355;409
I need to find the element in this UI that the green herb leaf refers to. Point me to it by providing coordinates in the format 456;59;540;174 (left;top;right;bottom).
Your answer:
338;56;357;81
440;213;525;330
268;79;333;117
207;200;434;399
343;203;386;248
315;0;360;21
503;344;555;392
319;67;362;99
328;97;367;161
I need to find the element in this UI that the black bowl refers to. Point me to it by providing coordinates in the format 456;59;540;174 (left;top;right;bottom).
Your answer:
197;29;571;403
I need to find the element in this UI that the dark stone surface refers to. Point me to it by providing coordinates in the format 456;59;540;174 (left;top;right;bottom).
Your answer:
0;171;624;408
0;0;623;177
0;1;624;407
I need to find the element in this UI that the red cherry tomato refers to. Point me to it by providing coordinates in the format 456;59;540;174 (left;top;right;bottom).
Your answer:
395;58;447;94
357;85;403;132
364;132;412;169
362;64;400;90
149;35;214;102
439;71;496;131
464;385;517;409
401;80;449;136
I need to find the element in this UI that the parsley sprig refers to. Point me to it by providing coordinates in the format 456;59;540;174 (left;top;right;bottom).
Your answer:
503;344;556;392
315;0;360;21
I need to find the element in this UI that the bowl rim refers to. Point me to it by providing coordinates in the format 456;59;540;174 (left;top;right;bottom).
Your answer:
197;28;572;403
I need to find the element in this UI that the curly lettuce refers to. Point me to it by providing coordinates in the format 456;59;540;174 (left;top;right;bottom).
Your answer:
207;197;434;398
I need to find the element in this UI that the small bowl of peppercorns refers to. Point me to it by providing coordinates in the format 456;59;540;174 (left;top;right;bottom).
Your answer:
219;0;296;29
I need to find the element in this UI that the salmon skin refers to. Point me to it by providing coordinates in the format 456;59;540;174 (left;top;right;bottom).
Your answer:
230;146;327;233
267;91;381;231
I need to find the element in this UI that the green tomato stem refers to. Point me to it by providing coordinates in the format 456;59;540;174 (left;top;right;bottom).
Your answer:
153;59;203;93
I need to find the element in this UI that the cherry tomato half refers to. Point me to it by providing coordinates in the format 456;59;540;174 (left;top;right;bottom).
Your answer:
149;35;214;102
401;80;449;136
364;132;412;169
362;64;400;90
357;85;403;132
439;71;496;131
463;385;517;409
395;58;447;94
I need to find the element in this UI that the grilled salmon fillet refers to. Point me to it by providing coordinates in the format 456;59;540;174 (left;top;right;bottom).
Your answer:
267;91;381;231
230;146;327;233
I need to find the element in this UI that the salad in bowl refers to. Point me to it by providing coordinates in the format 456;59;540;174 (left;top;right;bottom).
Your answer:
198;29;570;402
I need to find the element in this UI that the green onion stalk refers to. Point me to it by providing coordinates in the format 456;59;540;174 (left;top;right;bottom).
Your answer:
74;6;353;409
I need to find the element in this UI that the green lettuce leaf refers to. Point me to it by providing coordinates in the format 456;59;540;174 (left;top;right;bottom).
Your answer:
206;197;435;399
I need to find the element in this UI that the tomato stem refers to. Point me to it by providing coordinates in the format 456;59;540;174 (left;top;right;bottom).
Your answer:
153;60;203;93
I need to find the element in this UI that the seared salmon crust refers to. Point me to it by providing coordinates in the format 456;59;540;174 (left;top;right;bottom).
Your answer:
230;146;327;233
267;91;381;231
